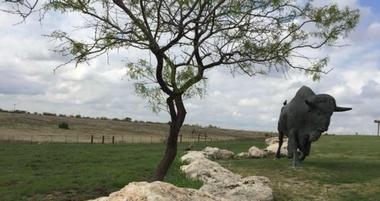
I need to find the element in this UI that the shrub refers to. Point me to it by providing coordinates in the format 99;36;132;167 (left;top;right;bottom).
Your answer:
14;110;27;114
43;112;56;116
58;122;69;129
123;117;132;122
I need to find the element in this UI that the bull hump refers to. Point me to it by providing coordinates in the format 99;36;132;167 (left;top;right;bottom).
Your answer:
295;85;315;98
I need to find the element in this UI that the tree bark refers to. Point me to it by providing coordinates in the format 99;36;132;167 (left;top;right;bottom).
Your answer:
151;95;186;181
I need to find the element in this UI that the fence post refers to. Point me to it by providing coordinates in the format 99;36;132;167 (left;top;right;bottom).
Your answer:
197;134;200;142
112;136;115;144
102;136;105;144
91;135;94;144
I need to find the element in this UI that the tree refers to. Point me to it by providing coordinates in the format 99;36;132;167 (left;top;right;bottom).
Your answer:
2;0;359;181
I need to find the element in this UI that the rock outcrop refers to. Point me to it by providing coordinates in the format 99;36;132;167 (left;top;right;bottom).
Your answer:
180;151;273;201
89;147;273;201
88;181;226;201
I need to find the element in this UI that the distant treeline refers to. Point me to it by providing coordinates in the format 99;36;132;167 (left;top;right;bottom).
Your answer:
0;107;218;128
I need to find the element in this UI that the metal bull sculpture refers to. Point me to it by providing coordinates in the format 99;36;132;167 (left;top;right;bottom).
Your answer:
276;86;351;167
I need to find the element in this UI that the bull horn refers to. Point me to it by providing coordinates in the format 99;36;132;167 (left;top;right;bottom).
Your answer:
335;106;352;112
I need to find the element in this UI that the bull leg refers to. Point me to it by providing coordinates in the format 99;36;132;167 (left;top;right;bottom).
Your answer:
275;131;284;159
293;150;301;167
304;142;312;159
298;135;308;162
287;130;300;167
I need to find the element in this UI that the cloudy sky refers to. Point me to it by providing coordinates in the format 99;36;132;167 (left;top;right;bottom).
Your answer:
0;0;379;135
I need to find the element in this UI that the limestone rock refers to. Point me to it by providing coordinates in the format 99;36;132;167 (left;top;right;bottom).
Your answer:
181;151;206;163
180;151;274;201
180;158;241;184
88;181;226;201
264;140;288;156
263;137;288;156
90;147;273;201
265;137;279;145
248;146;266;158
234;152;250;159
200;176;273;201
203;147;235;159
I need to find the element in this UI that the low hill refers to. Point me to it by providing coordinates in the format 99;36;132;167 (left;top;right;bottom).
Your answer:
0;111;273;143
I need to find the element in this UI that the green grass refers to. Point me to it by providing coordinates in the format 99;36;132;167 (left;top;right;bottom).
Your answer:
0;143;202;201
215;136;380;201
1;136;380;201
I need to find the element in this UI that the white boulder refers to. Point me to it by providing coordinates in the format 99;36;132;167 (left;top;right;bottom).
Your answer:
88;181;226;201
234;152;250;159
180;158;241;184
264;137;279;145
248;146;266;158
180;151;273;201
203;147;235;159
264;138;288;156
181;151;206;163
200;176;273;201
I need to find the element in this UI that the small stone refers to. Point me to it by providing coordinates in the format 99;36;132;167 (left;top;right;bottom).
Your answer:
248;146;266;158
234;152;250;159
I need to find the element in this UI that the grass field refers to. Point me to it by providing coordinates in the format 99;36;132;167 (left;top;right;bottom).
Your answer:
1;136;379;201
219;136;380;201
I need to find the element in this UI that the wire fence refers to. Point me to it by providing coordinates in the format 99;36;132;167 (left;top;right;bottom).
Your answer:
0;134;244;144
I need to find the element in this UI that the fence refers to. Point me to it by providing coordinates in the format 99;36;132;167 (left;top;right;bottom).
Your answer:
0;134;243;144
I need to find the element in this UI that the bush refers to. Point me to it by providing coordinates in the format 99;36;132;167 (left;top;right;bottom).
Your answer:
43;112;56;116
58;122;69;129
123;117;132;122
14;110;27;114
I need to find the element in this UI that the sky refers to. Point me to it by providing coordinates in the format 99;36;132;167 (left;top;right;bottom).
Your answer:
0;0;379;135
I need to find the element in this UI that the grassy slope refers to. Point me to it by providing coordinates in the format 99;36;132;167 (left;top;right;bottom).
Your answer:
0;112;269;141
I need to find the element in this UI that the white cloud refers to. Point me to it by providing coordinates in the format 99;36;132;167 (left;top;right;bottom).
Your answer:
238;98;260;107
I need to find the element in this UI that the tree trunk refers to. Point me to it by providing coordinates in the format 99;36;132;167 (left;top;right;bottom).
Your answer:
151;95;186;181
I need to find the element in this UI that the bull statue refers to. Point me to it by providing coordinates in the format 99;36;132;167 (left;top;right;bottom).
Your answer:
276;86;351;167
